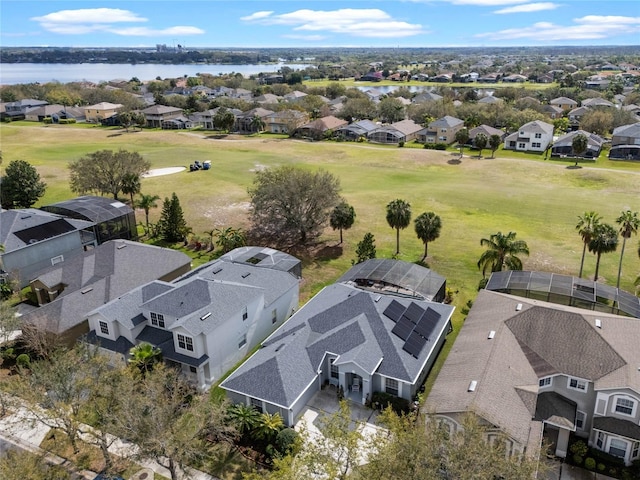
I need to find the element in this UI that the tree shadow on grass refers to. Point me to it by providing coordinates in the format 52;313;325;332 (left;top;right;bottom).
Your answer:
107;133;122;137
206;134;229;140
566;164;583;169
447;158;462;165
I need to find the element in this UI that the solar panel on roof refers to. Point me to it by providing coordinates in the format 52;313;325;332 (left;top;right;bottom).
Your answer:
383;300;406;323
404;302;425;324
391;317;414;341
403;331;427;358
414;307;441;339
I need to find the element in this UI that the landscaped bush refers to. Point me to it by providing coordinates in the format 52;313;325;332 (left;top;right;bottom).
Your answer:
572;453;583;465
423;142;448;150
59;118;76;124
398;141;405;148
585;457;596;470
371;391;410;415
16;353;31;369
43;117;53;124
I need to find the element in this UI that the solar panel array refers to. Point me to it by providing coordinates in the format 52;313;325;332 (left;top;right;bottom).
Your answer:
383;300;441;358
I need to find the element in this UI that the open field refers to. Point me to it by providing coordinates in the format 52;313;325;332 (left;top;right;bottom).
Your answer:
2;122;639;384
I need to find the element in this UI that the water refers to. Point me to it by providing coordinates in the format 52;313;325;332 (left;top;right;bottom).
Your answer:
0;63;313;85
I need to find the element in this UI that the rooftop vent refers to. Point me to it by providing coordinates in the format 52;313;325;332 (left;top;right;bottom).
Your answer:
116;244;127;249
595;318;602;329
212;267;222;274
468;380;478;392
488;330;496;339
200;312;211;321
241;272;251;278
81;287;93;294
516;303;522;311
375;295;381;302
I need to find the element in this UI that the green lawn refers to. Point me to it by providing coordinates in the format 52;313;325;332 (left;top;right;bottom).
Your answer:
2;121;639;378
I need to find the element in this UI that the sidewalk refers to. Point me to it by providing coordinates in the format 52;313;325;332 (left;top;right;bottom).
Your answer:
0;403;219;480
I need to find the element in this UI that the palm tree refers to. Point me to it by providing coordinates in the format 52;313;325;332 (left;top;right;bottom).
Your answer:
330;201;356;244
215;227;247;254
588;223;618;281
135;193;161;233
128;342;162;374
489;134;502;158
414;212;442;261
576;211;602;278
254;412;284;442
474;133;488;158
615;210;639;288
386;199;412;255
477;231;530;277
227;403;260;436
250;114;265;133
121;172;141;205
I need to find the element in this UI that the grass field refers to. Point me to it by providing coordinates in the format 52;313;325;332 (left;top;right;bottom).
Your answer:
2;122;639;393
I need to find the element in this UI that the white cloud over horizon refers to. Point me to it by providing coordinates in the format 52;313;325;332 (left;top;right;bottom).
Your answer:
31;8;204;37
476;15;640;41
241;8;425;38
494;2;561;14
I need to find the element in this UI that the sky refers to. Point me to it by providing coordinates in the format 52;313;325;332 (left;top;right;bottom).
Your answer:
1;0;639;49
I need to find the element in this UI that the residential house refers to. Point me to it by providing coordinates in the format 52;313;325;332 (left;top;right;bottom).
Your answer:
542;104;564;119
25;104;64;122
222;259;454;426
335;119;378;141
193;107;242;130
20;240;191;343
296;115;348;140
477;73;500;83
412;92;443;104
418;115;464;145
2;99;48;120
609;123;640;161
161;115;193;130
551;130;604;159
432;73;452;83
425;288;640;466
358;72;383;82
622;105;640;121
568;106;591;130
363;89;385;103
235;107;274;133
254;93;281;105
0;209;96;288
550;97;578;112
264;110;308;134
87;247;300;388
537;74;555;84
468;124;505;145
84;102;123;123
581;98;615;108
503;120;554;153
368;120;422;144
141;105;183;128
502;74;527;83
477;95;503;105
283;91;308;104
261;75;284;85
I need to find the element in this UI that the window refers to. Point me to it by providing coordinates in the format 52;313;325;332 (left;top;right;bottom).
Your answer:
535;132;542;139
250;397;263;413
438;136;447;141
596;432;604;449
615;397;635;416
238;334;247;349
539;377;552;388
440;128;447;133
386;378;399;396
99;321;109;335
632;442;639;460
242;307;248;321
518;143;526;149
509;141;516;147
150;312;165;328
532;142;541;148
568;377;587;391
609;439;627;458
271;308;277;324
576;411;586;430
177;334;194;352
189;366;197;373
330;359;339;379
51;255;64;266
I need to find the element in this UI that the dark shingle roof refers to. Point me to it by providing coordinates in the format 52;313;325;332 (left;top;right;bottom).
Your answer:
593;416;640;441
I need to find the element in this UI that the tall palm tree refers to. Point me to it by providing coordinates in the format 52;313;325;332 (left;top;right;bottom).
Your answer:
128;342;162;374
571;132;588;166
455;128;469;157
330;201;356;244
250;114;265;133
414;211;442;261
477;231;530;277
121;172;141;205
588;223;618;281
576;211;601;278
135;193;161;233
386;199;411;255
615;209;639;288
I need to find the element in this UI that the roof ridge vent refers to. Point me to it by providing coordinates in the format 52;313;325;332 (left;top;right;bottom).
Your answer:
81;287;93;294
200;312;211;321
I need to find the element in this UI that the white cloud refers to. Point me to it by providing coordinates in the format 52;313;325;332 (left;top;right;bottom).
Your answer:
282;34;327;41
448;0;530;5
240;11;274;22
494;2;561;14
241;8;424;38
31;8;204;37
476;15;640;41
31;8;146;24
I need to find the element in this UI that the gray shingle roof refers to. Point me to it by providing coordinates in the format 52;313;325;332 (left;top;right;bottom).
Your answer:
593;416;640;441
222;282;454;408
429;116;464;128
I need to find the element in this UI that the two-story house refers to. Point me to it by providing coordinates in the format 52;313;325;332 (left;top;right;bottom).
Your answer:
222;259;454;426
609;123;640;161
264;110;308;134
550;97;578;112
141;105;184;128
503;120;554;153
87;247;300;389
426;288;640;466
418;115;464;145
83;102;123;123
2;99;48;120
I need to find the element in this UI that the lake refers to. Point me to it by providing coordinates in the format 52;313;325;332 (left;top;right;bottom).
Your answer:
0;63;313;85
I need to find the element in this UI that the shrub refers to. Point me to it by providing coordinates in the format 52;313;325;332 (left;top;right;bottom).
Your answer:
398;141;405;148
275;428;299;456
43;117;53;124
597;463;605;472
371;391;410;415
570;440;588;457
16;353;31;369
585;457;596;470
572;453;583;465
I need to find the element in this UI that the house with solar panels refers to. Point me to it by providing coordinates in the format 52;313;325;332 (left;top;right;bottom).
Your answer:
221;259;455;426
86;247;300;389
